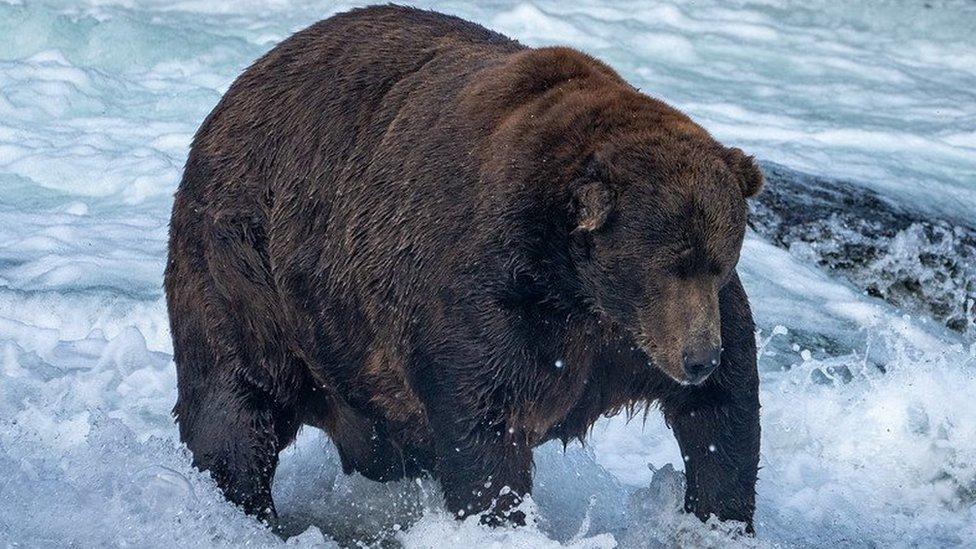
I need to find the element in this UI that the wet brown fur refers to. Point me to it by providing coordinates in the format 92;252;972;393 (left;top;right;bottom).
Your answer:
165;5;762;530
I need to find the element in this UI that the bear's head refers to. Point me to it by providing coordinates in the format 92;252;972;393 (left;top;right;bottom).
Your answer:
569;134;762;385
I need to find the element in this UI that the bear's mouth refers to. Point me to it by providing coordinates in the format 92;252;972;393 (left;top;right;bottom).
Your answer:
634;337;692;385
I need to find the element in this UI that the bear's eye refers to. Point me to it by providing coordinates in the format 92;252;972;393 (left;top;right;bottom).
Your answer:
715;261;737;285
668;246;698;277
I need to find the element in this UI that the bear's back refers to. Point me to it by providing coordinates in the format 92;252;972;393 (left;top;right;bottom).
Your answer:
180;5;520;200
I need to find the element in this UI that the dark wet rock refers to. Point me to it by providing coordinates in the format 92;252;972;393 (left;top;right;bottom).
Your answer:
750;161;976;337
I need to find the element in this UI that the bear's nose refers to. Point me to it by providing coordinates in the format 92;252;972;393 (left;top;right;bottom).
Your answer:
682;346;721;385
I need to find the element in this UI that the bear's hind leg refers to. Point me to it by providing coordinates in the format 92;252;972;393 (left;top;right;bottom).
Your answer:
307;396;421;483
166;191;305;523
168;286;304;524
174;366;300;524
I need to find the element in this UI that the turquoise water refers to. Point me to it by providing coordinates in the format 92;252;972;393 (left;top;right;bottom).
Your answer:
0;1;974;547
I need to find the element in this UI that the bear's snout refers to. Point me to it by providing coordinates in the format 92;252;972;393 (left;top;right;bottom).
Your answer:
682;343;722;384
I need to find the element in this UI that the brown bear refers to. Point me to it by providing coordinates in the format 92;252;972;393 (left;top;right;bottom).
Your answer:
165;4;763;532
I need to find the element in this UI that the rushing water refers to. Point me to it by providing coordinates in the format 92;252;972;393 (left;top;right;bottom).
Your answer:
1;1;974;547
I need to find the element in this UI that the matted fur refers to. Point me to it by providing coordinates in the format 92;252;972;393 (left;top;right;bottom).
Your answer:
165;4;762;530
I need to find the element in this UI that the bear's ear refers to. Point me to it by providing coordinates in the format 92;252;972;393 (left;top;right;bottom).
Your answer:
724;147;763;198
572;181;613;233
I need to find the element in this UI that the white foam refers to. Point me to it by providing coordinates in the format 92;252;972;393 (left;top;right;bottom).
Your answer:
1;0;974;547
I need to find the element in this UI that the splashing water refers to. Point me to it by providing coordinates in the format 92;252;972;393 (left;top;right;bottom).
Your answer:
1;0;974;547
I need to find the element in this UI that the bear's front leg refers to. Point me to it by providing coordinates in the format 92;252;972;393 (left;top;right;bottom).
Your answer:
420;374;533;525
664;382;760;531
661;273;761;532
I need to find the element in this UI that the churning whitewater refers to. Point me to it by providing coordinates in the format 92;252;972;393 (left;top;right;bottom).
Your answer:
0;1;974;547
